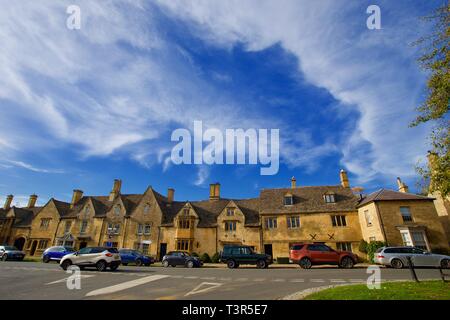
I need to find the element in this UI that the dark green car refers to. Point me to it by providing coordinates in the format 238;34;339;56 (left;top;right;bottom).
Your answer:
219;245;272;269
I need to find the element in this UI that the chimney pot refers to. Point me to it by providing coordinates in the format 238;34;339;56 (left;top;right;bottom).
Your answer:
397;177;409;193
167;188;174;204
3;195;13;210
340;169;350;188
291;177;297;188
27;194;38;208
109;179;122;201
210;183;220;201
71;190;83;208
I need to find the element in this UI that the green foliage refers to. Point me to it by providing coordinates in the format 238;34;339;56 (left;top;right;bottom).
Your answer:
200;253;211;263
358;240;368;254
211;252;220;263
191;252;199;257
412;4;450;197
367;241;387;263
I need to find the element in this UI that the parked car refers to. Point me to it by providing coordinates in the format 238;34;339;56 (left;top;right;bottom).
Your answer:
42;246;75;263
60;247;121;271
374;246;450;269
119;249;154;266
0;245;25;261
162;251;203;268
219;245;272;269
289;243;357;269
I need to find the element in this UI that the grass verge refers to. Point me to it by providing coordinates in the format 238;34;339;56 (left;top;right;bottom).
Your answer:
304;281;450;300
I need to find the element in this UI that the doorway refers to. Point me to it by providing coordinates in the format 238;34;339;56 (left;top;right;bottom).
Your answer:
159;243;167;261
13;237;26;251
264;244;273;257
30;240;38;256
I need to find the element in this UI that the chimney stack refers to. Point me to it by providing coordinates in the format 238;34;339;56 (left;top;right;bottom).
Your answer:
167;188;174;204
3;195;13;210
209;183;220;201
291;177;297;189
340;169;350;188
71;190;83;208
27;194;38;208
396;177;409;193
109;179;122;201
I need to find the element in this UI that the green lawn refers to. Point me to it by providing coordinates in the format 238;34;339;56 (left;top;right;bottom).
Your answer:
304;281;450;300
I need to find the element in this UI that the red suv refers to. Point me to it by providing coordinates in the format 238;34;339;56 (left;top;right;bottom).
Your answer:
289;243;357;269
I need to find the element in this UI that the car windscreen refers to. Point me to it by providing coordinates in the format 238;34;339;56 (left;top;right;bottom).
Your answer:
64;247;75;252
4;246;18;250
290;245;304;250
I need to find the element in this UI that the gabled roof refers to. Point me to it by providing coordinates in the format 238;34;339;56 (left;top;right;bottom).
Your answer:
191;199;230;227
357;189;434;207
52;199;72;217
235;198;260;226
6;206;43;228
259;185;359;214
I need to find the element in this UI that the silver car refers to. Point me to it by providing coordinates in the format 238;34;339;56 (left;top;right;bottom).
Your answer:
374;246;450;269
0;245;26;261
60;247;121;272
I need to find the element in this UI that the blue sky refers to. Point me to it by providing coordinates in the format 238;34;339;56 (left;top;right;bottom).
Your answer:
0;0;443;206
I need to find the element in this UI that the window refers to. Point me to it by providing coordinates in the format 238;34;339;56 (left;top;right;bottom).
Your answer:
287;216;300;229
411;231;428;250
142;243;149;255
400;207;413;222
331;215;347;227
183;208;190;216
80;220;88;234
40;218;51;230
84;206;90;217
364;210;372;227
137;224;143;235
38;240;48;249
324;194;336;203
176;240;190;251
336;242;352;252
284;195;293;206
103;242;118;248
143;204;150;215
265;217;278;229
227;208;235;216
107;223;120;235
225;221;236;232
64;241;74;248
64;221;72;233
144;224;151;235
178;218;190;229
114;205;121;216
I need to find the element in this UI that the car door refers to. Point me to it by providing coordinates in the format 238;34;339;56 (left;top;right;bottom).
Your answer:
73;247;91;265
307;244;326;263
56;247;67;259
318;245;340;263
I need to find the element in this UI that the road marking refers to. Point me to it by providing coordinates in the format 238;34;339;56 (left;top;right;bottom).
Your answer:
290;279;305;283
184;276;199;279
235;278;248;282
218;277;232;281
46;275;95;285
330;279;346;283
310;279;325;283
272;279;286;282
85;274;169;297
252;278;266;282
185;282;223;297
171;275;183;279
200;277;216;280
349;279;364;283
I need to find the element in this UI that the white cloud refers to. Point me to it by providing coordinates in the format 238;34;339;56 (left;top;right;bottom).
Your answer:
194;166;210;186
155;0;432;183
1;160;64;174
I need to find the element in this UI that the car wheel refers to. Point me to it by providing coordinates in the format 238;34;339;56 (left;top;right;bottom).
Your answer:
43;255;50;263
440;259;449;269
96;260;107;272
1;254;7;261
256;259;267;269
110;264;119;271
391;258;404;269
339;257;354;269
299;257;312;269
186;260;194;268
227;259;237;269
135;259;143;267
61;260;72;271
162;260;169;268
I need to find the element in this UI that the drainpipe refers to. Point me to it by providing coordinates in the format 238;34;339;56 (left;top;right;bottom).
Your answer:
53;219;62;246
374;202;388;244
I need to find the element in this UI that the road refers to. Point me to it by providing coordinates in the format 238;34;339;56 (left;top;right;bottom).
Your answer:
0;261;444;300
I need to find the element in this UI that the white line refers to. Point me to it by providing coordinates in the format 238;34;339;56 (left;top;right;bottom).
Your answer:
200;277;216;280
253;278;266;282
85;275;169;297
185;282;223;296
46;275;95;285
290;279;305;283
272;279;286;282
184;276;199;279
310;279;325;283
235;278;248;282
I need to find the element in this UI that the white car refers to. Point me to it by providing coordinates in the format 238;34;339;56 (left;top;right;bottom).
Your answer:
374;246;450;269
60;247;121;271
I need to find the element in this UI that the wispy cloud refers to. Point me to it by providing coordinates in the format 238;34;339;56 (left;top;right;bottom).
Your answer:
1;160;65;174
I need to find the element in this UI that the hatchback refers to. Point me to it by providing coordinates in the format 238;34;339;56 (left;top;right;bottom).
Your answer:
60;247;121;271
42;246;75;263
119;249;154;266
374;246;450;269
162;251;202;268
0;245;25;261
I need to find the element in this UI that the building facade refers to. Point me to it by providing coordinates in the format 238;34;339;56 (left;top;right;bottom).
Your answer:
1;170;449;260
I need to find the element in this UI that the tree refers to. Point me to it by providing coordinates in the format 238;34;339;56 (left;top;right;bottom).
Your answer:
411;4;450;196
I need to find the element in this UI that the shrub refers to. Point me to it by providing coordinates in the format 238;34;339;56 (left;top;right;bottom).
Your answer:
367;241;387;263
200;253;211;263
358;239;368;254
191;252;199;257
211;252;220;263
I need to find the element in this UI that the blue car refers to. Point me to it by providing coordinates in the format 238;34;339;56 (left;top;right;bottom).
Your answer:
42;246;75;263
119;249;154;266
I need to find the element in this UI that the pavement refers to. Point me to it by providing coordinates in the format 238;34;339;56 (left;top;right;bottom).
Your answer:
0;261;444;300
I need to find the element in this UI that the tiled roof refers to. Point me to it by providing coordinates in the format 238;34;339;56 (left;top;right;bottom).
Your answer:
191;199;230;227
259;185;359;214
357;189;434;207
235;198;260;226
11;207;42;227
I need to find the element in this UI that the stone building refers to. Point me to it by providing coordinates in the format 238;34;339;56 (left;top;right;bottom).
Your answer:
1;170;449;261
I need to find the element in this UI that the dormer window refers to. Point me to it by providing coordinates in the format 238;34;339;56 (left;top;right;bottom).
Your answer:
227;208;235;216
284;194;293;206
324;193;336;203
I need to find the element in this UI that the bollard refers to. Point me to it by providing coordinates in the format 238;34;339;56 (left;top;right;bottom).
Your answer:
406;256;419;283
